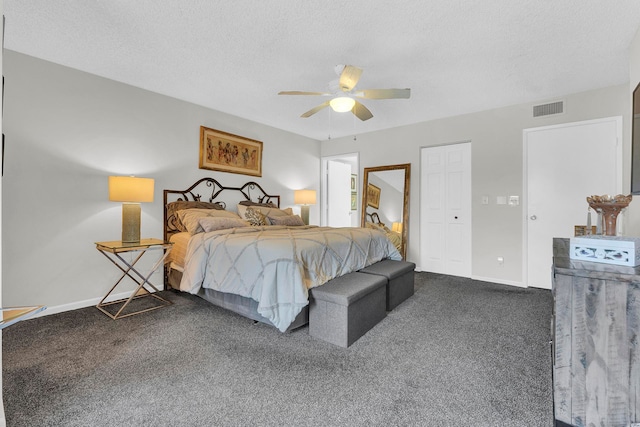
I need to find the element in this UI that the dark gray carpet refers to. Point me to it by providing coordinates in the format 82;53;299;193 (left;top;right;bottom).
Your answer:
3;273;554;427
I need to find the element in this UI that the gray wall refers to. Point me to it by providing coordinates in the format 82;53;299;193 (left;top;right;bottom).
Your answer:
632;27;640;112
3;39;637;308
321;84;631;286
2;50;320;310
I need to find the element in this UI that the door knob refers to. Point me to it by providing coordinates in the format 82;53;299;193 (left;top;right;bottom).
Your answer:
530;215;537;220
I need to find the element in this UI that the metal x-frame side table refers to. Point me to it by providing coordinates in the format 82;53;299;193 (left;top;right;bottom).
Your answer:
95;238;173;319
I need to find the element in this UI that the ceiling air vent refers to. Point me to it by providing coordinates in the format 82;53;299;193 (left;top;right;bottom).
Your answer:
533;101;564;118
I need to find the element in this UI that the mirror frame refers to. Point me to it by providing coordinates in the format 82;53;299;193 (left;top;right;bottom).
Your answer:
632;82;640;194
361;163;411;259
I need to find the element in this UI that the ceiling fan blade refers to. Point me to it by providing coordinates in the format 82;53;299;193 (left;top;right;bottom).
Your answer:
352;101;373;121
278;91;331;96
301;101;331;118
354;88;411;99
339;65;363;92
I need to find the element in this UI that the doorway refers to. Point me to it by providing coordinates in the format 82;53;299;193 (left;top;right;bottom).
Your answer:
419;142;472;277
321;153;359;227
523;116;622;289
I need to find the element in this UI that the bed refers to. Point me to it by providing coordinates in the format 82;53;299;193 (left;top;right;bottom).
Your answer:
365;211;403;253
164;178;401;332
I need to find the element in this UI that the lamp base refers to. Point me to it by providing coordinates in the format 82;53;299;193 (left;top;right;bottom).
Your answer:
300;205;310;225
122;203;141;243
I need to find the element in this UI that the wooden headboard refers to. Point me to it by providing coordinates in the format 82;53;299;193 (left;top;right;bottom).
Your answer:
163;178;280;242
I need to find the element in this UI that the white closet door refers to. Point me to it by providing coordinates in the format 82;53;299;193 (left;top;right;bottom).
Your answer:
420;143;471;277
525;117;620;289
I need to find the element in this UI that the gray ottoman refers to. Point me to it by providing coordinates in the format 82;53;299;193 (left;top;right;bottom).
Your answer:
360;259;416;310
309;272;387;348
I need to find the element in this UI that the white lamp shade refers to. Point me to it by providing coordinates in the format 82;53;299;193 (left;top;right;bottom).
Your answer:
109;176;155;203
294;189;317;205
329;97;356;113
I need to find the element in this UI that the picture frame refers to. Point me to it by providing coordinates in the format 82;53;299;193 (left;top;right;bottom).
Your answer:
351;192;357;210
351;174;357;192
367;183;381;209
199;126;263;177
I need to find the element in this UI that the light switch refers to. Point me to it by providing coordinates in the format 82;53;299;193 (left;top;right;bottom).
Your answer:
481;196;489;205
508;196;519;206
496;196;507;205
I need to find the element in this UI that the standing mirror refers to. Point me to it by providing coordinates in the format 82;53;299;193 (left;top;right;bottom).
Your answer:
632;82;640;193
361;163;410;259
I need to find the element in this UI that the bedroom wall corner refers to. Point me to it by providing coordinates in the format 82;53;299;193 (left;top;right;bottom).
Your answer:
1;50;321;311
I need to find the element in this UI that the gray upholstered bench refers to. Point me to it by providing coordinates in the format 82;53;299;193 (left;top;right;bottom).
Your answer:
359;259;416;310
309;272;387;348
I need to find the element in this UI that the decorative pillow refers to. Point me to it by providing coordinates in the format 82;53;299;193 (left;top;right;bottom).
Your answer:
167;201;224;232
237;204;292;220
264;208;294;224
177;209;241;235
198;217;250;233
265;207;293;217
243;207;268;226
269;215;306;226
236;200;274;219
238;200;276;207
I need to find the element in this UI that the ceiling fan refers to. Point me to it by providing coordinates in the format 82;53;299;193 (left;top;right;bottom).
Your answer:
278;65;411;121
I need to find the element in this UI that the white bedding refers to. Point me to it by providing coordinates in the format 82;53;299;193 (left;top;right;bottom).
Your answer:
180;226;401;331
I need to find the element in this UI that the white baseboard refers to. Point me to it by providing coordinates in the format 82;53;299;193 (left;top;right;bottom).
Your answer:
34;272;524;319
30;290;144;318
415;267;525;288
471;275;525;288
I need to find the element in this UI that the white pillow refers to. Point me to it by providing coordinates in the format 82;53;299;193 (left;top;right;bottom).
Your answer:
198;217;250;233
177;209;241;235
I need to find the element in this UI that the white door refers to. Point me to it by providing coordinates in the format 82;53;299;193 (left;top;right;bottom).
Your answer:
524;117;621;289
327;160;352;227
420;143;472;277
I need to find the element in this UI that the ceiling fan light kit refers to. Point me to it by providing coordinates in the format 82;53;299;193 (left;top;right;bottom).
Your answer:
329;97;356;112
279;65;410;121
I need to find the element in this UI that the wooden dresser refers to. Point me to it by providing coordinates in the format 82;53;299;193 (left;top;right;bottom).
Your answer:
552;238;639;427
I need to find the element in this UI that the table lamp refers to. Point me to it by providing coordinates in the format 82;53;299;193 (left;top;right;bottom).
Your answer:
109;176;155;243
294;189;317;225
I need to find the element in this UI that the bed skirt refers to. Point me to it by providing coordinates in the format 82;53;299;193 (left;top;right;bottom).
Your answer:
167;267;309;332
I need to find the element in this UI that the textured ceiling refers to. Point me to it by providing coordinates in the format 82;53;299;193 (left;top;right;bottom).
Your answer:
4;1;640;141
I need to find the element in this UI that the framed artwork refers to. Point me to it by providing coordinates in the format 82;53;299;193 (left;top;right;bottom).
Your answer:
367;183;381;209
351;192;357;210
199;126;263;177
351;174;357;192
